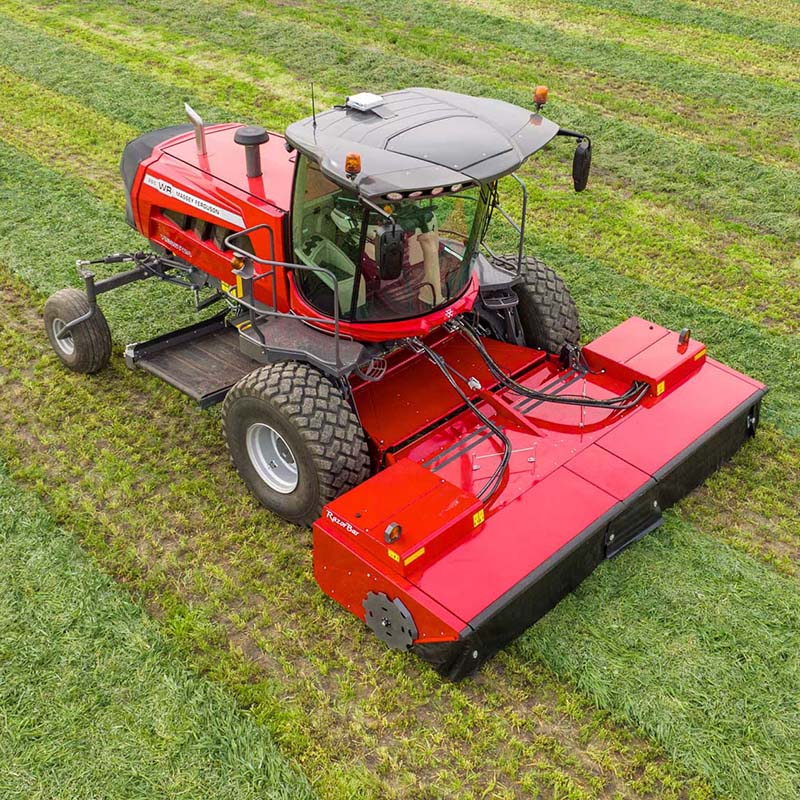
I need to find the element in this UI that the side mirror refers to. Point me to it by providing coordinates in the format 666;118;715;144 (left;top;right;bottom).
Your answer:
375;224;403;280
572;139;591;192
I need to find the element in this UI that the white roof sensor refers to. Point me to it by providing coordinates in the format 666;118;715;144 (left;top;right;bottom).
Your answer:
346;92;385;112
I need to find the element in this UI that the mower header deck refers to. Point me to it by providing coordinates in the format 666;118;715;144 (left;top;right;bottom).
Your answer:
313;318;765;679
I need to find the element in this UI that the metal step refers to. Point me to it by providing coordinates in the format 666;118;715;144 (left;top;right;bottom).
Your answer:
125;312;259;408
239;315;380;376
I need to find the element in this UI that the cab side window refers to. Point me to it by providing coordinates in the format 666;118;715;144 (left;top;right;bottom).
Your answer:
291;155;365;318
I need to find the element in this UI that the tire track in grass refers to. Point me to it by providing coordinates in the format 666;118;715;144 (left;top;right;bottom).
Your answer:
0;465;318;800
1;7;798;338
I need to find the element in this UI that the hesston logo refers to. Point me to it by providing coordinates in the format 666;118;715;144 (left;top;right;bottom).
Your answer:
325;509;360;535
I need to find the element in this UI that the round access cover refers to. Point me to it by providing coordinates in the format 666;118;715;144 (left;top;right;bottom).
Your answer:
362;592;418;651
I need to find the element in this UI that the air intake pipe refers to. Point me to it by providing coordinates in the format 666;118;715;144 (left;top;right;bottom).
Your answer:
234;125;270;178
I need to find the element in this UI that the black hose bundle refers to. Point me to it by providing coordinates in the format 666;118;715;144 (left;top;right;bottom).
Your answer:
459;322;649;411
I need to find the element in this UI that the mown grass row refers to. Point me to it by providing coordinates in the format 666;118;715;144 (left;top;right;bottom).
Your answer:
571;0;800;47
2;3;799;340
9;0;798;175
458;0;800;83
108;0;800;241
0;465;316;800
0;263;702;798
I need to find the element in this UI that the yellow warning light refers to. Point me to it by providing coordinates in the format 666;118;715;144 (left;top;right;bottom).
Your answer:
534;85;549;109
230;254;245;271
345;152;362;178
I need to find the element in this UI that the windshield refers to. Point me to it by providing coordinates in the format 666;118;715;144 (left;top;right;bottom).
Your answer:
292;155;488;322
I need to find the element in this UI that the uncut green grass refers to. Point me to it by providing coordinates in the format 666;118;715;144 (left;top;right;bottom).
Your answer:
0;464;316;800
0;0;797;798
522;523;800;800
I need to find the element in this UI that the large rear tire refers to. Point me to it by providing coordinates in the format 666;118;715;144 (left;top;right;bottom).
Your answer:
222;361;371;526
506;255;580;353
44;288;112;373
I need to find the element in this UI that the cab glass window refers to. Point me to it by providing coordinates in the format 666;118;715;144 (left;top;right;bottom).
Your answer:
291;154;482;322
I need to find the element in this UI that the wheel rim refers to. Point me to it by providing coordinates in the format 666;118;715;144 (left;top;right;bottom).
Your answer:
246;423;298;494
52;318;75;356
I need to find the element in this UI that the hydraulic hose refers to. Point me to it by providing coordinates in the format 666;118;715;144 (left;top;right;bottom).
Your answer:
414;339;511;502
459;321;649;411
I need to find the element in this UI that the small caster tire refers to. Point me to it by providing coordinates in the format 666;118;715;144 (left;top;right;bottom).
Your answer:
44;288;112;373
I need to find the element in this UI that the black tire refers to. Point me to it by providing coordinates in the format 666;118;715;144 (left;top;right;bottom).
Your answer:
43;288;112;373
222;361;371;526
504;255;580;353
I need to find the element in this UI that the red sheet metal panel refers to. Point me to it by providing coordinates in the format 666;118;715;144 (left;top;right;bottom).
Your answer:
564;444;650;501
322;459;482;577
312;318;766;664
595;358;761;475
353;333;543;454
413;467;619;622
313;519;467;644
583;316;707;395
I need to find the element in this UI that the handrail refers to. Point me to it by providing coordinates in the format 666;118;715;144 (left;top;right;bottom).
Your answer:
224;224;346;371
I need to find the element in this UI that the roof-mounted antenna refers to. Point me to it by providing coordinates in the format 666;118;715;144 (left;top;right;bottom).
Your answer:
311;82;317;130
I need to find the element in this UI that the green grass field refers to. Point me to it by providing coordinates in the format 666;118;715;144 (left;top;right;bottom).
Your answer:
0;1;798;798
0;463;316;800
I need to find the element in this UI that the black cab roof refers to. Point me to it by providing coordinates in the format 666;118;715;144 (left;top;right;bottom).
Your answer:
285;87;559;199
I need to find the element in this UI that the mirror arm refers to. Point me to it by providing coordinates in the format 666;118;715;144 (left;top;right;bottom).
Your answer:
556;128;590;145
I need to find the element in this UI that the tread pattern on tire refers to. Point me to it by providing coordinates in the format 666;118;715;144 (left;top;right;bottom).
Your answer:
500;255;580;353
44;288;112;373
222;361;370;523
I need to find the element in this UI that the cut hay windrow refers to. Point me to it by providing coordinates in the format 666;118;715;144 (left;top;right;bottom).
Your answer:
570;0;800;48
6;0;798;173
67;0;800;240
458;0;800;83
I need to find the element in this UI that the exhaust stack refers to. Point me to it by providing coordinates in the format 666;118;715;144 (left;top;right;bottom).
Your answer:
234;126;270;178
184;102;207;156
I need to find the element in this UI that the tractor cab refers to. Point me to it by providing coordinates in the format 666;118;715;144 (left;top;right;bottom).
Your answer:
281;87;590;341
